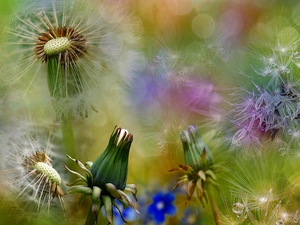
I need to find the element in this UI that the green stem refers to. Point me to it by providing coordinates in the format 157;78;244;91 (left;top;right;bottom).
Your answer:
47;57;77;162
61;115;77;165
85;205;97;225
207;189;222;225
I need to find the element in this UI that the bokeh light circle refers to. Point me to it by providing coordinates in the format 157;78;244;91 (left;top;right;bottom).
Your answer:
192;14;215;39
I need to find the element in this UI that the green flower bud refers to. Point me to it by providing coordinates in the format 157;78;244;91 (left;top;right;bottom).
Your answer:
170;125;219;207
90;126;133;191
65;126;138;224
180;125;214;171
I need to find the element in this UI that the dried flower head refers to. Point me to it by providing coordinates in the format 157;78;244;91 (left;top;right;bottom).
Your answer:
65;126;138;224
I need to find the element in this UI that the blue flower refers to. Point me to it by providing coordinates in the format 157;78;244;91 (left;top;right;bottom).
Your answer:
147;191;177;224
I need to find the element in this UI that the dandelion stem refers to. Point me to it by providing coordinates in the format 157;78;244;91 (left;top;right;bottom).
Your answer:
207;189;222;225
85;205;97;225
61;115;77;165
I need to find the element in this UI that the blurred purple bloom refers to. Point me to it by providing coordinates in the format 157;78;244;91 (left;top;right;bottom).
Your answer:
229;81;300;149
131;61;221;120
129;66;166;113
147;191;177;224
165;76;221;115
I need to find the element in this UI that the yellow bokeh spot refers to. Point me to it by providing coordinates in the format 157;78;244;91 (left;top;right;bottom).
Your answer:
192;14;215;39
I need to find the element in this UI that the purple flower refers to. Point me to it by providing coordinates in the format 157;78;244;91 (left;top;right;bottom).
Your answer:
165;75;221;116
147;191;177;224
130;58;221;120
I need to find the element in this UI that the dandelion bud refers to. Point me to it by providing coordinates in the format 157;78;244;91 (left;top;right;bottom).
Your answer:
170;125;219;207
65;126;138;224
90;126;133;191
180;125;214;171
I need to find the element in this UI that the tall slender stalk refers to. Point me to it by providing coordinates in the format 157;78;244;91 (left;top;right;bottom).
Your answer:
47;57;78;165
207;189;222;225
85;206;97;225
61;115;77;169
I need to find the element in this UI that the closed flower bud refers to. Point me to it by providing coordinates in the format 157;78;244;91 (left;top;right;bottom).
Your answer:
180;125;214;171
90;126;133;191
65;126;138;225
169;125;219;207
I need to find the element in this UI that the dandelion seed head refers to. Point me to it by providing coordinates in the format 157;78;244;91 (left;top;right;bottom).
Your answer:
0;125;65;213
36;25;87;64
4;0;142;118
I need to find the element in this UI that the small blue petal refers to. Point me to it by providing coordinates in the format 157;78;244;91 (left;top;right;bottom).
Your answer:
153;192;163;201
148;203;158;215
155;211;166;223
163;193;175;202
165;204;177;216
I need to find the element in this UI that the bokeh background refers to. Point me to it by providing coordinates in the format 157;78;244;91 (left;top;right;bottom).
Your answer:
1;0;300;225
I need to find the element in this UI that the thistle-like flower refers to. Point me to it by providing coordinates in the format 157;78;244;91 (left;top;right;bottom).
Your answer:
65;126;139;224
229;81;300;150
0;127;65;213
169;125;219;206
4;0;142;119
